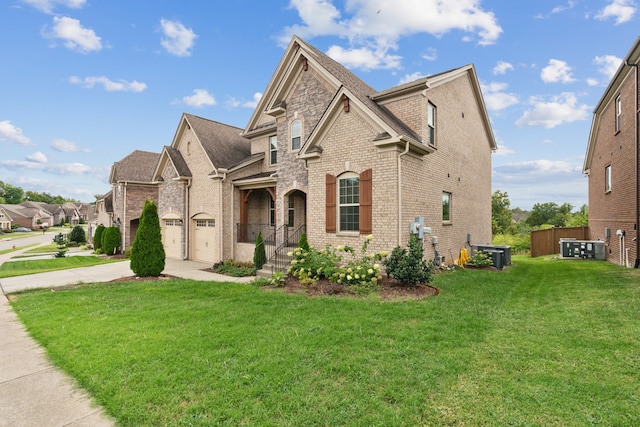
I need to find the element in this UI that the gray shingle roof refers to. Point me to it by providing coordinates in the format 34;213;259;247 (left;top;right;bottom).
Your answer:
164;146;192;178
183;114;251;170
111;150;160;183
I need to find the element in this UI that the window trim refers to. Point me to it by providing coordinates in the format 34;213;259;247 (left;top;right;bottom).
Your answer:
442;191;452;223
605;164;612;193
288;195;295;227
269;197;275;227
338;173;360;233
291;119;302;151
269;135;278;165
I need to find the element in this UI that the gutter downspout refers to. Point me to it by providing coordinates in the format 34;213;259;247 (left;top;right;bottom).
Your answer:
398;140;410;246
122;182;127;254
183;178;192;260
217;169;228;263
628;60;640;268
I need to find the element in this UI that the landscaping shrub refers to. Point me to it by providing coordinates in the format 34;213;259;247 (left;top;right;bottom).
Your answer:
130;200;165;277
215;260;255;277
383;233;433;286
93;224;105;250
101;226;121;256
298;232;310;251
253;231;267;270
468;251;492;267
68;225;86;244
52;232;67;258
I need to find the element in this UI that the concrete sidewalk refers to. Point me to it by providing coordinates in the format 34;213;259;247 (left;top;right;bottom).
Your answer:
0;247;254;426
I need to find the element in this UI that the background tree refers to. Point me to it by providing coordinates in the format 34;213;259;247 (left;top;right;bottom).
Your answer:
130;200;165;277
0;182;25;204
567;204;589;227
492;190;516;235
101;226;121;255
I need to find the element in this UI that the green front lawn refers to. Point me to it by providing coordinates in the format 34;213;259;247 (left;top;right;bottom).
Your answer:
0;256;124;278
9;256;640;426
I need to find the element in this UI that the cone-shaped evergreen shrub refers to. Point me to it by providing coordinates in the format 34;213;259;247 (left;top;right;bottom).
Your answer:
298;232;310;251
102;226;121;256
68;225;86;244
94;224;105;250
130;200;165;277
253;231;267;270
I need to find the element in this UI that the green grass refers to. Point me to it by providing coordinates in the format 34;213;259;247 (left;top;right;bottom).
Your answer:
0;256;124;278
9;255;640;426
0;243;39;255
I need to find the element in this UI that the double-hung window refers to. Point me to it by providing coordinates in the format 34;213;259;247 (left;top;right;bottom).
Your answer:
291;119;301;150
615;95;621;132
427;102;436;146
269;135;277;165
339;175;360;232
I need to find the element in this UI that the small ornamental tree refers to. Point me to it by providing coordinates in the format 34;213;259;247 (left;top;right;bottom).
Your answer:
130;200;165;277
102;226;121;255
94;224;105;250
68;225;86;244
253;231;267;270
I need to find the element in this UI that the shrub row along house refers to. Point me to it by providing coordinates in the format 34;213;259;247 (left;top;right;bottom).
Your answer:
0;201;89;231
96;36;497;266
584;36;640;268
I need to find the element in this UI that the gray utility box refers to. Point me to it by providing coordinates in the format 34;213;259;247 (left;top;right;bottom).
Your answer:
471;244;512;269
559;239;605;260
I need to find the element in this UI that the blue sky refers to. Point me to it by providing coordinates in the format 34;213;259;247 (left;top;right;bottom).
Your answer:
1;0;638;210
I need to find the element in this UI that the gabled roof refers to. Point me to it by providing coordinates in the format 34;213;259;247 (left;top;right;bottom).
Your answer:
182;113;251;170
109;150;160;184
245;36;495;153
152;146;193;182
584;37;640;173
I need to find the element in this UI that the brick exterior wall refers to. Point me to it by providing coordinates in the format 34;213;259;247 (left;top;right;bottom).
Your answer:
587;67;639;266
112;183;158;249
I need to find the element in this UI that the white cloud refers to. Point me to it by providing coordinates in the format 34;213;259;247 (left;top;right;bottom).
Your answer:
182;89;215;107
326;44;401;70
279;0;502;70
0;159;92;175
399;72;426;85
492;159;587;209
481;82;518;111
227;92;263;109
541;59;576;83
551;0;577;14
493;144;515;156
20;0;85;14
595;0;636;24
0;120;32;145
26;151;48;163
69;76;147;92
515;92;589;128
51;138;89;152
492;61;513;75
44;16;102;53
160;19;197;57
421;47;437;61
594;54;623;81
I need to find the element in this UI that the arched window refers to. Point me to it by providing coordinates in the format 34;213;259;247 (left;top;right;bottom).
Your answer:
291;119;302;150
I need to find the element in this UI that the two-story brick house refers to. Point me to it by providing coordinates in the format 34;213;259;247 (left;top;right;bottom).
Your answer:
584;37;640;267
232;36;496;264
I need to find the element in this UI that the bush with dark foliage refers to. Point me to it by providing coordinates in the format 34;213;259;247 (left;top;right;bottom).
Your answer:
130;200;165;277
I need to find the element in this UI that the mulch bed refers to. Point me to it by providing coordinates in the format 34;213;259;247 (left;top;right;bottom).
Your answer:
262;274;439;301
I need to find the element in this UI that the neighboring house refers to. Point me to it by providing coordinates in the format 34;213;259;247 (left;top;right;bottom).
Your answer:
153;114;253;263
110;150;160;248
584;37;640;268
113;36;496;266
0;206;14;230
0;204;49;229
62;202;81;225
95;190;114;227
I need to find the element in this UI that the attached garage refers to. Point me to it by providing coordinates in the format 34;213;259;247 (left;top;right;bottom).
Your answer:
192;213;217;263
162;214;182;259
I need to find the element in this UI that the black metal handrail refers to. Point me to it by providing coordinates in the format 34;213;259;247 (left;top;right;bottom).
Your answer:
273;224;306;272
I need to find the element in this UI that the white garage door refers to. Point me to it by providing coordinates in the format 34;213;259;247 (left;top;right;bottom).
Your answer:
163;219;182;259
193;219;217;263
